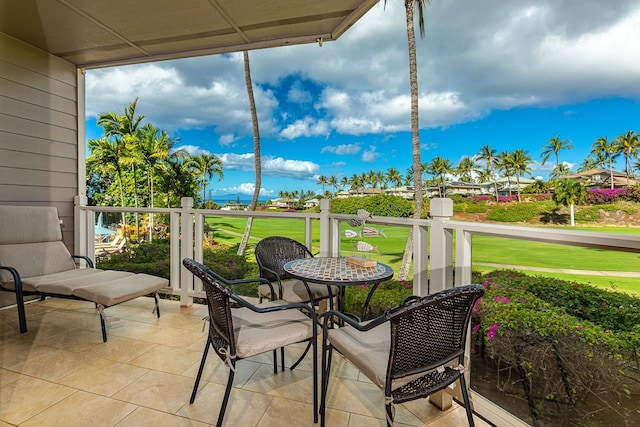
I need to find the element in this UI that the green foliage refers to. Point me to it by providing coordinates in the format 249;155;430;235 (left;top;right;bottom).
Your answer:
553;179;587;208
486;202;542;222
343;280;413;319
330;195;413;217
522;179;549;194
202;244;249;280
453;198;488;214
98;240;170;278
472;270;640;425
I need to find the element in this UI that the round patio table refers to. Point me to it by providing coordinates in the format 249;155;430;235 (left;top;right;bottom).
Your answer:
283;257;394;320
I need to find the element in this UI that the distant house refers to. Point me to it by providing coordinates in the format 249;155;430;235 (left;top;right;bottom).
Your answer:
564;168;636;189
220;201;248;211
335;190;351;199
384;186;415;200
268;197;298;209
304;198;320;208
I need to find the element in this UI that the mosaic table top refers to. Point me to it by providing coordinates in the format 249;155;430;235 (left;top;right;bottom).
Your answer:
283;257;393;286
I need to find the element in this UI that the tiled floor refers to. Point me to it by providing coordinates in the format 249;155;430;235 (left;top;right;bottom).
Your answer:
0;297;491;427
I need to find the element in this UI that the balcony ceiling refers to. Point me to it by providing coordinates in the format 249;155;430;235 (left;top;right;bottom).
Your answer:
0;0;379;68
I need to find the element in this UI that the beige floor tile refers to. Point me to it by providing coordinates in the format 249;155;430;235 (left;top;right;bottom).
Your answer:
20;390;137;427
29;309;101;332
57;358;149;397
134;311;204;331
347;413;414;427
105;318;160;340
128;344;202;374
0;339;59;368
139;325;205;348
243;363;317;406
6;347;92;381
0;376;75;425
116;406;208;427
77;334;157;363
427;406;491;427
255;395;321;427
181;351;262;386
26;328;105;352
112;370;195;413
0;367;21;387
177;381;272;426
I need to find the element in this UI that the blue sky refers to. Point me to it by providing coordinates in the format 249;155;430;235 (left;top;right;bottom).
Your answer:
85;1;640;199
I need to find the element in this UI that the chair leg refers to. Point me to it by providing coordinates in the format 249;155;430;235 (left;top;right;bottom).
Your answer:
280;347;285;372
459;374;476;427
385;402;394;427
320;346;333;427
190;339;211;403
272;349;278;373
312;335;318;424
97;304;108;342
217;364;236;427
153;292;161;318
290;340;312;371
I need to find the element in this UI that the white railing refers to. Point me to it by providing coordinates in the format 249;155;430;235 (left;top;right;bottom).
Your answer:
75;196;640;427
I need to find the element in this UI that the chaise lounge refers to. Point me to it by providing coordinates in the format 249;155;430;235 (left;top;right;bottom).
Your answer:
0;205;169;341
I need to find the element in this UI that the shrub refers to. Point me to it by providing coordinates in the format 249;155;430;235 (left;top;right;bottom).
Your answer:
331;195;413;218
343;279;413;319
486;202;541;222
471;271;640;425
202;243;249;280
586;188;630;204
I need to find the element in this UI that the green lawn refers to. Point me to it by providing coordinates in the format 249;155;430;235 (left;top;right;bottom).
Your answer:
206;215;640;295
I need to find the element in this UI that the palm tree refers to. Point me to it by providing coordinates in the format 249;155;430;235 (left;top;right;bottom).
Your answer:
541;135;573;170
553;179;586;226
384;0;429;280
328;175;338;196
385;167;402;189
135;123;175;240
428;156;453;197
456;156;477;183
590;136;619;189
476;145;500;202
510;149;532;202
238;50;262;255
317;175;328;193
186;154;224;207
497;151;514;198
550;163;570;180
613;130;639;186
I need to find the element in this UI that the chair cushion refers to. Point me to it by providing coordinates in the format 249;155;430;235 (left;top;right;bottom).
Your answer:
232;301;316;359
258;279;338;303
329;322;435;392
0;242;77;284
329;322;390;389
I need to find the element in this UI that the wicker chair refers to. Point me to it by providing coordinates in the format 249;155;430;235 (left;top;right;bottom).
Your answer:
320;284;485;427
254;236;338;305
183;258;318;426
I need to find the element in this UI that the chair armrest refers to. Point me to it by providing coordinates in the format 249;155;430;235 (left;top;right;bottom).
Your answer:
230;292;316;320
258;265;284;299
319;309;388;332
0;265;23;293
72;255;94;269
204;265;277;300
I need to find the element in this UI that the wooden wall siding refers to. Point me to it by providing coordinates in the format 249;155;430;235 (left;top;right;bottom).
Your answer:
0;32;79;251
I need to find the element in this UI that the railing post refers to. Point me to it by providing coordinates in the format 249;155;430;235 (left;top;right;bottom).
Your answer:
179;197;194;306
319;199;331;257
412;223;429;296
429;198;454;294
74;195;89;258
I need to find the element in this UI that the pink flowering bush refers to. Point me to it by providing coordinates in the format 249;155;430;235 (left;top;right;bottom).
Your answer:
471;270;640;426
586;188;629;204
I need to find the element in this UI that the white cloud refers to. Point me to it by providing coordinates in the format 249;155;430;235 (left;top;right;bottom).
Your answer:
361;146;380;163
217;153;319;180
279;117;331;139
321;144;361;155
213;183;273;196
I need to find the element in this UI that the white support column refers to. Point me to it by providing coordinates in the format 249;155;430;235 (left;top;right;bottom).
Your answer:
412;223;429;296
455;228;473;286
180;197;194;306
428;198;454;294
74;196;89;257
305;217;313;251
319;199;331;257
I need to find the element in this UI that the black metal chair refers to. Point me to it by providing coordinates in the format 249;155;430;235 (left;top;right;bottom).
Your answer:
254;236;338;306
183;258;318;426
320;284;485;427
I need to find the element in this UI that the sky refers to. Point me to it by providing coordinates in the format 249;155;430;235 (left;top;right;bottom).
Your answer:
85;0;640;200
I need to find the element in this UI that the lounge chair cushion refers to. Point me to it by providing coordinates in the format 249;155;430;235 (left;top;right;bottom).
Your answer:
258;278;338;303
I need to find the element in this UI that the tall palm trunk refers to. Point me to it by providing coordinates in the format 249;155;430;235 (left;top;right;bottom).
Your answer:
238;51;261;256
399;0;422;281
